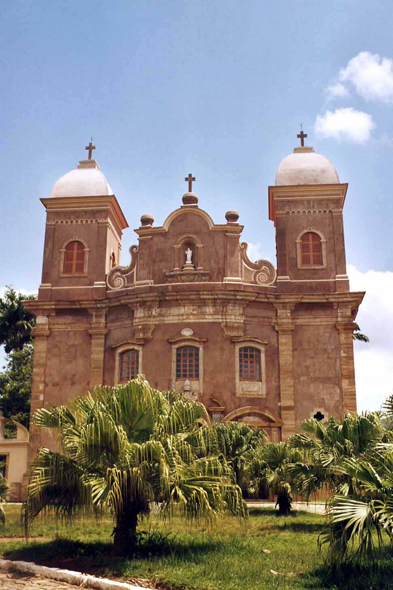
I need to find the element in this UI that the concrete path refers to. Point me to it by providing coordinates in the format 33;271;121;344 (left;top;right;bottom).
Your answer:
246;501;326;514
0;559;155;590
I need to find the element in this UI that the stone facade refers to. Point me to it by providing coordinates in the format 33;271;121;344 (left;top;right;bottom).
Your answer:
20;143;364;499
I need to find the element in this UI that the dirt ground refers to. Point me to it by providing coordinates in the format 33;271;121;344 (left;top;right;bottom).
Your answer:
0;569;81;589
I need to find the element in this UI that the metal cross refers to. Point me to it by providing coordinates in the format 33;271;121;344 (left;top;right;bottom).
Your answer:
85;140;96;160
297;129;307;147
185;173;196;192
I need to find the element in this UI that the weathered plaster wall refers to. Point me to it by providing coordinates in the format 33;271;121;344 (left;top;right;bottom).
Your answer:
45;324;91;405
293;323;342;423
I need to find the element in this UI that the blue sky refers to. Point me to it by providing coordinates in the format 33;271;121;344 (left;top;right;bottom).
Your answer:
1;1;392;410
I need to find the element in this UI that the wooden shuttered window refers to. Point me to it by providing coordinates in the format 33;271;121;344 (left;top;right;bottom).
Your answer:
119;349;139;382
176;346;199;379
63;241;85;275
239;346;261;381
300;232;323;266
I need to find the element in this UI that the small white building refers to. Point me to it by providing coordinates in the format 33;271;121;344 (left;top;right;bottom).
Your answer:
0;412;29;501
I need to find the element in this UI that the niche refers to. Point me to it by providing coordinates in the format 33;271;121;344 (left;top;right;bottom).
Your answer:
182;240;197;270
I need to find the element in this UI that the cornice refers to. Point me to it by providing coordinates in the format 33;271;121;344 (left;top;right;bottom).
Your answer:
24;289;365;315
41;195;128;231
268;183;348;224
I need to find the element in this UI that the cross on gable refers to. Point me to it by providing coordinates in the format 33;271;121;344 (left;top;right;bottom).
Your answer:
185;173;196;192
297;130;307;147
85;140;96;160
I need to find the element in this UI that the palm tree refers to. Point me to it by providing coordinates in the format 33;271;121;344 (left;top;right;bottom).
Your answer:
248;442;302;514
289;413;387;499
25;377;246;555
214;422;267;491
318;402;393;559
353;323;369;343
319;448;393;559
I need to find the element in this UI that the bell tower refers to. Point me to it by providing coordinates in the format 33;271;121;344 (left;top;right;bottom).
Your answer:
268;134;349;293
38;143;128;301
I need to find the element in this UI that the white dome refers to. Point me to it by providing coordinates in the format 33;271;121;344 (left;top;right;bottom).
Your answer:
50;160;114;198
275;147;340;186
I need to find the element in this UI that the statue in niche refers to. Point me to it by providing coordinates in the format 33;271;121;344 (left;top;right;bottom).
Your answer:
185;247;193;264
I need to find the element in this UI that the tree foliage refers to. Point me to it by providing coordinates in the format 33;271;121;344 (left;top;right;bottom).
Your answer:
0;286;36;353
248;442;303;514
353;323;369;343
0;287;35;432
0;344;33;430
26;377;247;555
0;468;8;525
214;422;267;490
289;410;393;560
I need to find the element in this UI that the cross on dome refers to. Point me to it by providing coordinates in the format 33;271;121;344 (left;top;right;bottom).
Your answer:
297;129;307;147
185;173;196;192
85;139;96;160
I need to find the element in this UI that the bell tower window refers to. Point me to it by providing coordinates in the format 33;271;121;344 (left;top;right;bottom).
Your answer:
63;241;85;275
299;232;323;267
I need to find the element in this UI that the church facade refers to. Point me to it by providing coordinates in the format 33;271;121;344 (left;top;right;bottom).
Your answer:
23;138;364;484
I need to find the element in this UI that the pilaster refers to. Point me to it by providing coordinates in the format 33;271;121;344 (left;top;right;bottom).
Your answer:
336;304;357;414
223;226;242;283
274;304;296;440
22;314;51;499
88;308;108;388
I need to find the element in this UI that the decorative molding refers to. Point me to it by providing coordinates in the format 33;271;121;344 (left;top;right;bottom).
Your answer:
209;397;226;412
221;321;244;338
239;242;276;285
276;208;335;217
111;338;146;348
165;270;210;283
222;406;283;426
231;337;268;345
163;207;215;231
46;218;107;225
134;323;155;340
107;245;139;289
47;217;121;242
168;335;207;344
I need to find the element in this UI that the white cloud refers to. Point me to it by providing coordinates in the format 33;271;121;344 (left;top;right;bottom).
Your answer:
325;82;351;100
339;51;393;103
246;242;274;263
315;108;375;143
348;265;393;412
0;285;37;299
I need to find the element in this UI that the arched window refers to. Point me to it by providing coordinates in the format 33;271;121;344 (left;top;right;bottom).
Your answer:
63;241;85;275
239;347;261;381
300;232;323;267
119;349;139;382
110;252;116;268
176;346;199;379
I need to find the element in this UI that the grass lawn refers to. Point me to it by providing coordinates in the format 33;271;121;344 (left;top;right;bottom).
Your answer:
1;504;393;590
